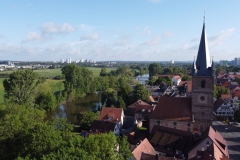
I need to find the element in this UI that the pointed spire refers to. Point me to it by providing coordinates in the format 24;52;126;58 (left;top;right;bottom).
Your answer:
196;23;211;69
195;14;212;76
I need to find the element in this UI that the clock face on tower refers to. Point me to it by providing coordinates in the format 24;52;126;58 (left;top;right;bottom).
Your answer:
197;94;208;104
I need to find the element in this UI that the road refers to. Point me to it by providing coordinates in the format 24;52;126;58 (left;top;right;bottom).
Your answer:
212;121;240;160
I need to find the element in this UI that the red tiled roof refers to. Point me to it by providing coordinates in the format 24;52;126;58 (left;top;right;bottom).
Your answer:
172;75;181;80
208;126;229;157
149;96;192;120
221;94;231;99
90;120;117;133
233;91;240;99
128;100;151;109
132;138;156;160
100;107;123;122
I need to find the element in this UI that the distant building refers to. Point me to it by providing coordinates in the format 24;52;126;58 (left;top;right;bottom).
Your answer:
234;57;240;66
219;60;229;66
66;58;71;64
171;60;174;64
81;59;85;62
60;59;65;63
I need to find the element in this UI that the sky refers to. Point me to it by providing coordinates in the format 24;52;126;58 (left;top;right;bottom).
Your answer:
0;0;239;62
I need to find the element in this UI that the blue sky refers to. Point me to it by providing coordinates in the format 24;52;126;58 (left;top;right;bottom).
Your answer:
0;0;239;61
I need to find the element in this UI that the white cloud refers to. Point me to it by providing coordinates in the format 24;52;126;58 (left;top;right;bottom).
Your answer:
79;24;96;31
0;43;39;56
22;32;45;43
80;33;100;41
41;22;75;34
142;36;161;46
208;28;234;46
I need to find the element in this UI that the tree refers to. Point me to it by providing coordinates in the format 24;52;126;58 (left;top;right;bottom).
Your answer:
0;104;131;160
119;83;132;105
148;63;162;77
163;67;173;75
117;96;126;110
117;136;133;160
155;76;172;86
182;75;192;81
61;64;94;99
101;88;118;107
133;84;151;102
35;91;57;111
3;69;44;106
77;111;100;130
100;68;108;76
147;76;158;85
214;85;230;98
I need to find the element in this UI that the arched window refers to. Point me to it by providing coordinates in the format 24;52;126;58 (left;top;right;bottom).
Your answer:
201;79;206;88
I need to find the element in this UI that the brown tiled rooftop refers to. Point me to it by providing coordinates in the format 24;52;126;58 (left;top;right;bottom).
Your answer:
90;120;117;133
149;96;192;120
132;138;157;160
100;107;123;122
128;100;151;109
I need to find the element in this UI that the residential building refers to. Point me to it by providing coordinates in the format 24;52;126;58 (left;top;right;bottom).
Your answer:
213;98;239;121
188;126;229;160
172;75;181;86
100;108;124;127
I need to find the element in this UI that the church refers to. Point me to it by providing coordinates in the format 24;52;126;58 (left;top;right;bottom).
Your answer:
149;19;215;134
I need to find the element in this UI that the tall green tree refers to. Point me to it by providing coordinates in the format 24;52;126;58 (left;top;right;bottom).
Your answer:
133;84;151;102
61;64;94;99
148;63;162;77
214;85;230;98
101;88;118;107
117;136;133;160
3;69;44;106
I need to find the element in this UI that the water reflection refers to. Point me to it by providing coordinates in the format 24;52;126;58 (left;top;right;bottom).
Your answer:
45;93;102;124
136;74;149;85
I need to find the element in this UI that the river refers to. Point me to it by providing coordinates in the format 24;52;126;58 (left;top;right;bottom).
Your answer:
135;74;149;85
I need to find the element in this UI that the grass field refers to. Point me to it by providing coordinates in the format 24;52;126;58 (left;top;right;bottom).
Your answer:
0;67;115;77
0;67;115;104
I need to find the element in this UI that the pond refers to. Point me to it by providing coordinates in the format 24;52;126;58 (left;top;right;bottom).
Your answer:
45;93;102;124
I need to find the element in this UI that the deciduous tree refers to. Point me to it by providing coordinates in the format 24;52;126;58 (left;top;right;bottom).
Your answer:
3;69;44;106
133;84;151;102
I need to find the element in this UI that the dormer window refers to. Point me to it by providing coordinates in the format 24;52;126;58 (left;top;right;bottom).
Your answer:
201;79;206;88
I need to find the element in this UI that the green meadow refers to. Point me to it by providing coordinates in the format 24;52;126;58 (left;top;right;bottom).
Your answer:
0;67;115;77
0;67;115;104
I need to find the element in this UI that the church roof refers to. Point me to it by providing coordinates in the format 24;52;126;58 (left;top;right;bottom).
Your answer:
196;23;211;70
149;96;192;120
192;21;214;77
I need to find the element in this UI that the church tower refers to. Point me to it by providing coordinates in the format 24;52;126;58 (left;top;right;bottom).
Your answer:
191;20;215;133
